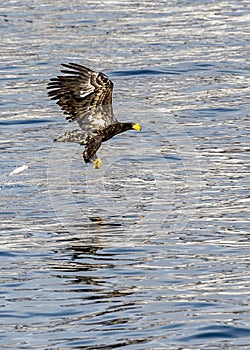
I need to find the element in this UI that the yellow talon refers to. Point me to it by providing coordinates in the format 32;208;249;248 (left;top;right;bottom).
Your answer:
93;158;102;169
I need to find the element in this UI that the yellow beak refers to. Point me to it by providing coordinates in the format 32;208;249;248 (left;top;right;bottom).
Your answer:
132;123;141;131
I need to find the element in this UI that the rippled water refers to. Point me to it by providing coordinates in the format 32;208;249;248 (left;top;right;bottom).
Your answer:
1;0;250;349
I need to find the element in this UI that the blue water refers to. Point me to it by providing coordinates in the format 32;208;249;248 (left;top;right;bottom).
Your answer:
0;0;249;349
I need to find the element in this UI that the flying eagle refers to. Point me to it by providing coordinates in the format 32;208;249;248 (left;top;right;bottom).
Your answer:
47;63;141;169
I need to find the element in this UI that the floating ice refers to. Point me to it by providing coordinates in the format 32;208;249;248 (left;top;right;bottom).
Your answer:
8;164;29;176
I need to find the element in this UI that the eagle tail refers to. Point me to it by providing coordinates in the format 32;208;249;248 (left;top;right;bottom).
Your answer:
54;130;87;144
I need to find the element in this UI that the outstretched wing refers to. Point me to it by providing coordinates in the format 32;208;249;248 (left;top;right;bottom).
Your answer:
47;63;118;133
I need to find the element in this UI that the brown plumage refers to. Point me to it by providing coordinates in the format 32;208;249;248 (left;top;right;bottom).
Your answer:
47;63;141;169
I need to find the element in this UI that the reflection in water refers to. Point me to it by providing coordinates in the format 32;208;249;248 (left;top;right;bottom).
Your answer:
49;237;153;348
54;241;136;299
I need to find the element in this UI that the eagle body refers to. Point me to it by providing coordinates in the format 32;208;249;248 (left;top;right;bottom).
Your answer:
47;63;141;169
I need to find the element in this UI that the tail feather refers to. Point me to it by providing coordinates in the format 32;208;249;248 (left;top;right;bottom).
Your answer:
54;129;87;144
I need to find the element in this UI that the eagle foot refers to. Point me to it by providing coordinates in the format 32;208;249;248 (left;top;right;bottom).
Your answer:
93;158;102;169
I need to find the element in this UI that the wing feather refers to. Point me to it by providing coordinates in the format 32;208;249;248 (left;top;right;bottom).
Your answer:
47;63;117;133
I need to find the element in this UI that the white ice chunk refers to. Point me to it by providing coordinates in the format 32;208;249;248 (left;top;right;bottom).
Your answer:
9;164;29;176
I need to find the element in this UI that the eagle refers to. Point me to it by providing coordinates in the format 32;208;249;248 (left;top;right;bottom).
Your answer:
47;63;141;169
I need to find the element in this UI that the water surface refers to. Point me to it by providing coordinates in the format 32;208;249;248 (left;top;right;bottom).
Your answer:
0;0;249;349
